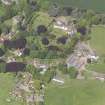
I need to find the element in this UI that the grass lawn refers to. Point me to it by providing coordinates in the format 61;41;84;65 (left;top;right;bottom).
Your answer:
0;73;23;105
45;80;105;105
87;26;105;73
0;6;6;16
89;26;105;56
32;12;53;30
86;62;105;74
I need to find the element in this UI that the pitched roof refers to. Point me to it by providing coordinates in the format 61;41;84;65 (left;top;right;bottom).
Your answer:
4;38;27;49
6;62;26;72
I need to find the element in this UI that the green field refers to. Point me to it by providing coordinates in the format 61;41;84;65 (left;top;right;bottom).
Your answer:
32;12;52;29
45;80;105;105
89;26;105;56
87;63;105;73
0;6;6;16
52;0;105;13
0;73;23;105
87;26;105;73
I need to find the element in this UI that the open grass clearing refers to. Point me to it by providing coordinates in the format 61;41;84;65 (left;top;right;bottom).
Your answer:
0;73;23;105
32;12;53;30
86;62;105;74
45;79;105;105
89;26;105;56
52;0;105;13
87;26;105;73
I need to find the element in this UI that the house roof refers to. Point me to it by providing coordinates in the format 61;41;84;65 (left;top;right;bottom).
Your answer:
55;17;68;26
6;62;26;72
4;38;27;49
1;0;13;5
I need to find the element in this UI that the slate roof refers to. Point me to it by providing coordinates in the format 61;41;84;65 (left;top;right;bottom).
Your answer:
6;62;26;72
4;38;27;49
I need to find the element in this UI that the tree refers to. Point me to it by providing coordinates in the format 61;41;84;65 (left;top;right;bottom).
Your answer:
1;25;11;34
84;10;95;21
0;63;6;73
41;70;55;83
78;19;88;28
37;25;47;34
42;37;49;45
58;63;68;74
26;64;41;79
34;80;41;90
68;67;78;79
91;15;100;25
57;36;68;44
0;48;5;57
48;4;61;17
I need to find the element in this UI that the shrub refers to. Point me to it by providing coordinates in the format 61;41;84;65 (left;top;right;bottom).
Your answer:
57;36;68;44
68;67;78;79
77;26;87;35
37;25;47;34
42;37;49;45
0;62;6;73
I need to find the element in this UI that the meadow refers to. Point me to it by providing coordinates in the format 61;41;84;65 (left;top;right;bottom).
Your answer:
0;6;6;16
0;73;23;105
45;80;105;105
89;26;105;56
85;26;105;73
52;0;105;13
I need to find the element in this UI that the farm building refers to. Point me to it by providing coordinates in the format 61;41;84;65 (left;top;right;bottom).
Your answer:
54;17;77;36
4;38;27;49
37;25;47;34
1;0;17;5
66;42;98;70
6;62;26;72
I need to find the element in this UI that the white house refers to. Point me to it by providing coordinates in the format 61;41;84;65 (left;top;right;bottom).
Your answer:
54;17;77;36
1;0;18;5
52;78;64;84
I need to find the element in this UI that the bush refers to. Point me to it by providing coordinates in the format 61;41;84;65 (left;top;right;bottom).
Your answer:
0;63;6;73
41;70;55;83
57;36;68;44
58;63;68;74
68;67;78;79
42;37;49;45
37;25;47;34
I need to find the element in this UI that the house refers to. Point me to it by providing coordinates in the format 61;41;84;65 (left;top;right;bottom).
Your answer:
32;60;48;75
4;38;27;49
0;33;12;43
54;17;77;36
6;62;26;72
7;57;16;63
87;55;99;62
13;49;23;56
67;42;99;70
38;64;48;75
1;0;13;5
52;78;64;84
12;16;22;25
66;54;87;70
52;75;64;84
